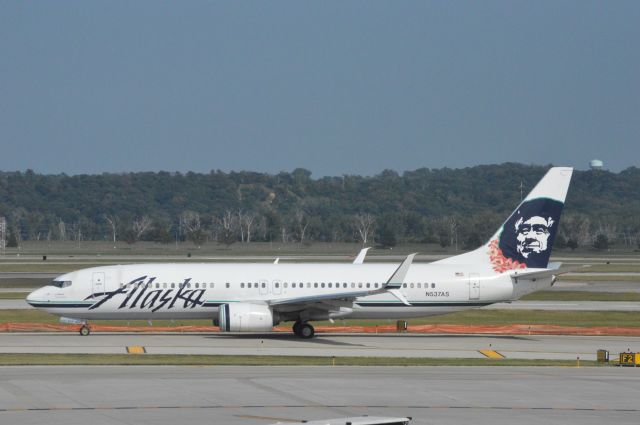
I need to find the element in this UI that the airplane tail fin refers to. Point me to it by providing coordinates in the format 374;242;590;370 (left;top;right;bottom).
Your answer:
437;167;573;272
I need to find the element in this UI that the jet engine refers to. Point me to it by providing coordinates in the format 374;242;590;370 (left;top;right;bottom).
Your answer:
218;303;278;332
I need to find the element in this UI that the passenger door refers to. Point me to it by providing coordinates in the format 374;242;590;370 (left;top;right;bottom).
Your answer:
92;272;106;294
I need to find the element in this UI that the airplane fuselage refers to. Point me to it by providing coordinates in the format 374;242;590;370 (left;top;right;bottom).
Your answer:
27;262;551;321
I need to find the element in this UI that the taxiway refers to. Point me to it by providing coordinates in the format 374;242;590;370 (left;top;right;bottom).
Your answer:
0;366;637;425
0;333;638;360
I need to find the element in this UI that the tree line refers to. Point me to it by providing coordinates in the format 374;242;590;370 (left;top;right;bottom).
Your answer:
1;163;640;250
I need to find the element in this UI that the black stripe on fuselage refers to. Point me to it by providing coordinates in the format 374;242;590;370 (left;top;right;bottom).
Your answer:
355;302;492;307
27;302;94;309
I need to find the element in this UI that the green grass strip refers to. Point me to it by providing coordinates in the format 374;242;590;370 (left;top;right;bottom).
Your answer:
0;292;30;299
522;291;640;302
0;353;601;367
572;264;640;273
559;274;640;282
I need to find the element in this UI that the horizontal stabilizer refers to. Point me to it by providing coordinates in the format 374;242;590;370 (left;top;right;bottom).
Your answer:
510;263;589;281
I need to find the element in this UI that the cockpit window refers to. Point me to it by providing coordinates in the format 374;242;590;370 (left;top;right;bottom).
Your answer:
49;280;72;288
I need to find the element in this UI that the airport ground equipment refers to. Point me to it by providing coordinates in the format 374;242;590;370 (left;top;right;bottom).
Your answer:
597;349;609;363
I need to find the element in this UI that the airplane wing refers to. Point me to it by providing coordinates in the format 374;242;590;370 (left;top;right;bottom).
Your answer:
267;253;417;310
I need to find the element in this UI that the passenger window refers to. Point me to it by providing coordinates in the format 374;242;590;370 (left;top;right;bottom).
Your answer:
358;283;363;288
343;283;347;288
410;283;414;288
417;283;421;288
366;283;370;288
284;282;288;288
171;283;175;289
402;283;407;288
328;283;332;288
262;282;266;288
431;283;436;288
314;283;318;288
321;283;325;288
226;282;230;288
275;282;280;288
351;283;355;288
374;283;379;288
241;283;245;288
163;283;167;289
210;283;215;288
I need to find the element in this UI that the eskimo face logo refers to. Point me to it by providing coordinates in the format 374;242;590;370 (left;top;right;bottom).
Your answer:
515;215;554;258
496;198;564;270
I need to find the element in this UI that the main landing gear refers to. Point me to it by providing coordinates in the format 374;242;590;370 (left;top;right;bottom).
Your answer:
292;321;315;339
79;325;91;336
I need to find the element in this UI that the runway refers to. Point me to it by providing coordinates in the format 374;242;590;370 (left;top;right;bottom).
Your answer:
0;333;638;360
0;366;638;425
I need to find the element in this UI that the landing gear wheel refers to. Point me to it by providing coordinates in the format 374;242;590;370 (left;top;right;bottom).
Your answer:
292;322;302;337
299;323;314;339
79;325;91;336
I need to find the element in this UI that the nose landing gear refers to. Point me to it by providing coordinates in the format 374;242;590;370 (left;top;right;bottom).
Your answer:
292;321;315;339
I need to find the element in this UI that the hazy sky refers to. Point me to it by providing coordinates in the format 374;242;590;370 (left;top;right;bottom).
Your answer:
1;1;638;176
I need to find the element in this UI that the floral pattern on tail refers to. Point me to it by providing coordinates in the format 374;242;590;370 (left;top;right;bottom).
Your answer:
488;239;526;273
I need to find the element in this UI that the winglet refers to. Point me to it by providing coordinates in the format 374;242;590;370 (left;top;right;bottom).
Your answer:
388;289;411;306
353;247;371;264
385;253;416;289
274;257;279;264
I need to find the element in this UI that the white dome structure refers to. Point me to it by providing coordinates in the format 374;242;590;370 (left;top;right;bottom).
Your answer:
590;159;604;170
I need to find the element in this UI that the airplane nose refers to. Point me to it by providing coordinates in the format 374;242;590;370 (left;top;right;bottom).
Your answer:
26;288;43;304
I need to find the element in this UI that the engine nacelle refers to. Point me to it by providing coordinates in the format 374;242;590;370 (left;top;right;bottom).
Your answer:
218;303;276;332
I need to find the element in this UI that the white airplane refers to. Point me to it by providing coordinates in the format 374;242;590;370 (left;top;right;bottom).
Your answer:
27;167;573;338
